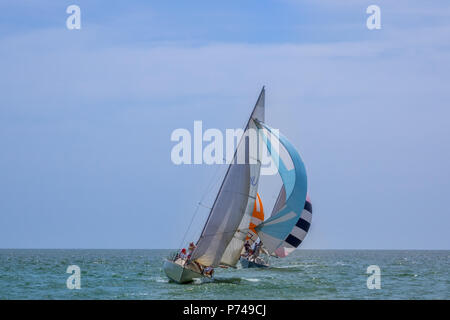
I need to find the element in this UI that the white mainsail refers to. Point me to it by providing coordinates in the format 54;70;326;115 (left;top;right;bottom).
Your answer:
190;88;265;267
220;120;262;266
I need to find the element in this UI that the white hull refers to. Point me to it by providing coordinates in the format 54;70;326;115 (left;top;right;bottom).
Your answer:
163;259;206;284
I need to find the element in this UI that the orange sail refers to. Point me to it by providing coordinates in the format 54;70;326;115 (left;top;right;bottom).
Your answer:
246;193;264;244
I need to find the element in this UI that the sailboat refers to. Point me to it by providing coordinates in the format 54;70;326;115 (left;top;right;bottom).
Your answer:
239;194;270;268
239;111;313;267
163;87;310;283
240;193;313;268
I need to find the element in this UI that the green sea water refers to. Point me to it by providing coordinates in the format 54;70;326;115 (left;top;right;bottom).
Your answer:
0;249;448;299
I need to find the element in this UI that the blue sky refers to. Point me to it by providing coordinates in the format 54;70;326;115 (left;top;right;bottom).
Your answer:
0;1;449;249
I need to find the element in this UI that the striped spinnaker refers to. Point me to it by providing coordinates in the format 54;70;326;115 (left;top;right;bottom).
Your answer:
255;122;309;256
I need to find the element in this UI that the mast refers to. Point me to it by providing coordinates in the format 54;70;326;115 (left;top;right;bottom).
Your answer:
190;87;265;267
196;87;265;239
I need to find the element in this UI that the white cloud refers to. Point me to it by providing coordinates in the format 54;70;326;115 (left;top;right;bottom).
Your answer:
1;22;449;110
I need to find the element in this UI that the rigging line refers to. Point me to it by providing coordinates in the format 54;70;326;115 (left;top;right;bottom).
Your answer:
200;164;228;203
178;90;265;251
178;205;200;250
219;190;257;200
227;156;262;165
198;228;250;239
195;88;265;246
198;202;212;210
196;119;264;241
248;157;262;164
177;163;226;250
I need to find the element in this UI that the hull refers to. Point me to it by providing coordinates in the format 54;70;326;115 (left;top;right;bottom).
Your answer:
163;259;205;284
240;257;269;268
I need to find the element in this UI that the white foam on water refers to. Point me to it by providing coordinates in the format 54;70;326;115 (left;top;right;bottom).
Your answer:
243;278;260;282
126;292;149;297
277;264;313;269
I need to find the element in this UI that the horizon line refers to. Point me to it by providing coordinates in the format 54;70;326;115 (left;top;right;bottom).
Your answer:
0;248;448;251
